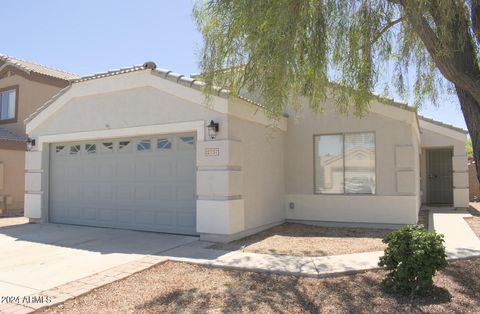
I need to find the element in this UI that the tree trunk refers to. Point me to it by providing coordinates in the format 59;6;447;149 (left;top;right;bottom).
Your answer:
399;1;480;182
455;87;480;184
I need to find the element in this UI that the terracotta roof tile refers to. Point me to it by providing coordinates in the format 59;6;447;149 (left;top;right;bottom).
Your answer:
419;115;468;134
0;54;79;81
24;61;468;136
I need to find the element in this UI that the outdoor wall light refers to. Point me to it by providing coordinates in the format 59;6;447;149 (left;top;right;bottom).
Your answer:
207;120;219;139
26;137;36;151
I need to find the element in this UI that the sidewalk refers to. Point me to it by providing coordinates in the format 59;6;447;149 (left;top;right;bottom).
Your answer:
163;240;383;277
160;208;480;277
430;208;480;259
4;209;480;313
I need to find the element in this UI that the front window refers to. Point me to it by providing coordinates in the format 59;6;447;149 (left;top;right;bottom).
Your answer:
0;87;17;121
314;132;375;194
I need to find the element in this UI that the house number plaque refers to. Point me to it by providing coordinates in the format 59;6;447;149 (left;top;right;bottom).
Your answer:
205;148;220;157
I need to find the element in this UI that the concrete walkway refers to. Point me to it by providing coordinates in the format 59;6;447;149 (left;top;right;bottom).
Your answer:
430;208;480;259
0;221;196;296
159;208;480;277
3;209;480;313
162;240;383;277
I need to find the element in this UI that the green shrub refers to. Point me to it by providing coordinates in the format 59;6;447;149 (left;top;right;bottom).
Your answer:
378;225;448;297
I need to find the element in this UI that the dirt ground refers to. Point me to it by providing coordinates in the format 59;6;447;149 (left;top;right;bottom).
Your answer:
37;258;480;314
210;222;390;257
466;205;480;239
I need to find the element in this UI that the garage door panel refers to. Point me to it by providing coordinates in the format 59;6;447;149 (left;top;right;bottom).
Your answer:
83;208;97;220
153;159;174;177
115;184;133;201
68;183;83;202
97;208;116;222
99;163;115;177
134;185;151;202
50;133;197;235
134;210;156;225
176;185;196;201
99;185;114;200
152;184;175;201
155;212;175;225
177;212;196;228
84;184;100;199
115;163;133;179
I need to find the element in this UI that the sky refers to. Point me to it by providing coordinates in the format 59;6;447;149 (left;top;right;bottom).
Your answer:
1;0;467;131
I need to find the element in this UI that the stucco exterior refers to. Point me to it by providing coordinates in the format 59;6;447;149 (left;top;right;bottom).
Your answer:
24;65;469;241
0;148;25;211
228;113;285;232
0;60;72;212
284;99;421;226
25;69;288;242
419;119;469;207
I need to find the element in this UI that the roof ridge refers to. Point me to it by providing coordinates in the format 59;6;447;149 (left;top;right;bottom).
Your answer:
24;60;468;136
418;115;468;134
0;53;79;79
73;65;146;82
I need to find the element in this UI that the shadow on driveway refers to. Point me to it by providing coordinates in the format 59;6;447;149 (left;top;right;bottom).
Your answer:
0;221;198;255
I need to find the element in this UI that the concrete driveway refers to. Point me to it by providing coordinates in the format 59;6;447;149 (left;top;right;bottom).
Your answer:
0;219;197;296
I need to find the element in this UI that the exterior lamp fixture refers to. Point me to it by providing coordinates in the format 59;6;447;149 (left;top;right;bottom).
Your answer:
26;137;36;151
207;120;219;139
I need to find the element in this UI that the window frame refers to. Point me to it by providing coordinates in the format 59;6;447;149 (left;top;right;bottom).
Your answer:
0;85;19;124
313;131;377;195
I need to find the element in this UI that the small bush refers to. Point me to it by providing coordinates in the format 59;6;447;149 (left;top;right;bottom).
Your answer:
378;224;447;297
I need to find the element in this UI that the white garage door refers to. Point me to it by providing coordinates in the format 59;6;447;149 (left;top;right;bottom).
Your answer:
49;133;197;235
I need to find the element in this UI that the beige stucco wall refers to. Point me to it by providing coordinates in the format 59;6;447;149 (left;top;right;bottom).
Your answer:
284;99;420;225
419;120;469;207
0;149;25;211
26;71;289;240
27;69;468;233
0;69;68;137
228;114;285;231
30;86;228;138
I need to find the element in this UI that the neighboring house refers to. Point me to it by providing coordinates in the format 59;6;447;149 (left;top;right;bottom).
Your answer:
0;54;78;213
468;157;480;201
23;62;469;242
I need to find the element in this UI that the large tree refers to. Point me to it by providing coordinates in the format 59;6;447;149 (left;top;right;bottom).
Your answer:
193;0;480;181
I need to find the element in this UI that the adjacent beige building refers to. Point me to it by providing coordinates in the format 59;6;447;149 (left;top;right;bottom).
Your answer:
23;62;469;242
0;54;78;213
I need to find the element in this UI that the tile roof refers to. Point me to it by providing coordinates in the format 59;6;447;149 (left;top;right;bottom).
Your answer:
418;115;468;134
0;54;79;81
0;127;26;142
25;63;227;124
73;65;146;83
24;61;469;136
73;63;230;97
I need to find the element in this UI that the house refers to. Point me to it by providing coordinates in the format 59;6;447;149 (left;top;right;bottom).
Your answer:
23;62;469;242
0;54;78;214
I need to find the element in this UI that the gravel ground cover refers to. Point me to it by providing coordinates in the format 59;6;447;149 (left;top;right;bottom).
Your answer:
209;222;390;257
37;258;480;314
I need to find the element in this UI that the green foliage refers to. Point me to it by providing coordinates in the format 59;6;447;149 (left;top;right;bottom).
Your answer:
378;225;447;297
466;138;473;157
193;0;474;118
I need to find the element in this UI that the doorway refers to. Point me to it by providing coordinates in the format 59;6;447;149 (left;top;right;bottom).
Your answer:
427;148;453;204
